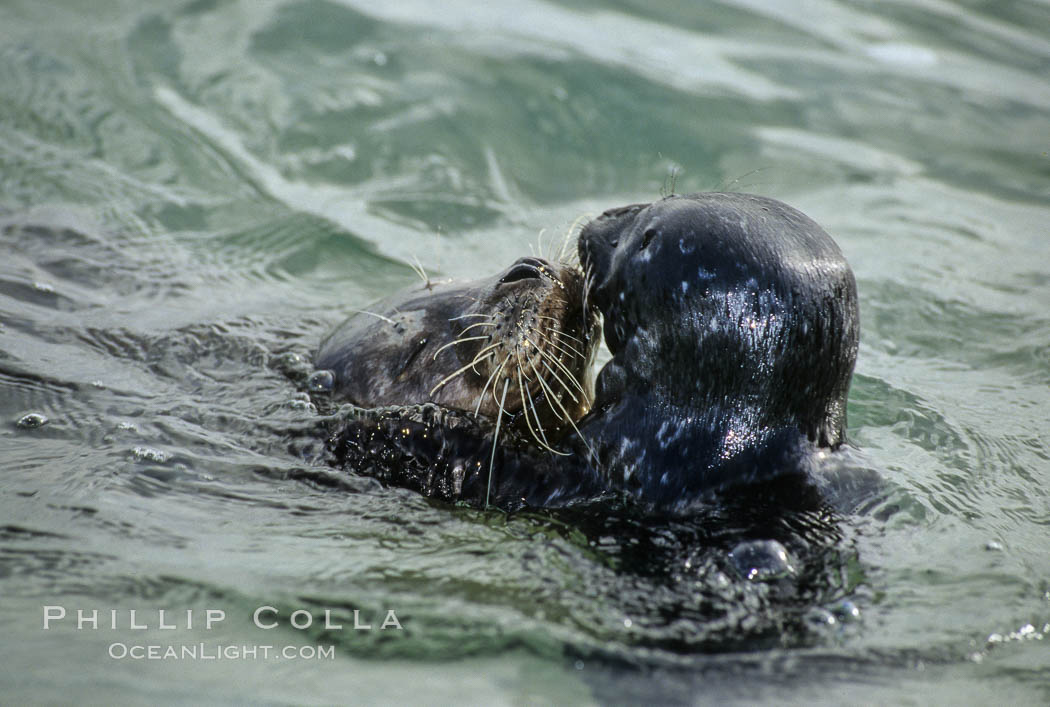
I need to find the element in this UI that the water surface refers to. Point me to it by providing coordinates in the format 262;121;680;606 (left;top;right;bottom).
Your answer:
1;0;1049;703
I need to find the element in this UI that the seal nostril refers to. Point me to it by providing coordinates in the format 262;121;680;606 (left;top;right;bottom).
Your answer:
500;264;542;284
500;258;548;285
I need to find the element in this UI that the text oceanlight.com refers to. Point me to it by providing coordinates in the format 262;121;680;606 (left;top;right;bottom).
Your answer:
107;643;335;661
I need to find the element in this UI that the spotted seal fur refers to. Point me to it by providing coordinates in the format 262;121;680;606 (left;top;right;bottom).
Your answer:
315;256;600;450
324;193;859;513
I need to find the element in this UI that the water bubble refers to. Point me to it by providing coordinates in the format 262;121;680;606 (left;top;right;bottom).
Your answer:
728;539;796;581
834;600;861;621
307;369;335;393
17;413;49;429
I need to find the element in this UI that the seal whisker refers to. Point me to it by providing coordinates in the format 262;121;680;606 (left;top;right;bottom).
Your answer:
458;321;497;335
538;330;586;360
518;366;568;456
557;216;585;264
521;332;582;405
407;254;431;287
581;266;593;325
475;355;511;417
430;335;490;361
529;358;572;422
517;366;541;447
535;316;587;353
485;378;511;509
553;337;587;360
347;309;397;325
530;358;599;465
429;343;499;396
522;327;584;388
521;365;561;452
471;341;501;358
552;327;587;347
524;334;586;397
536;357;581;405
534;316;588;352
520;367;550;446
448;313;496;322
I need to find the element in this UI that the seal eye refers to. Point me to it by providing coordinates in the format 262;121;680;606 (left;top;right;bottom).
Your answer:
398;337;428;376
640;228;657;251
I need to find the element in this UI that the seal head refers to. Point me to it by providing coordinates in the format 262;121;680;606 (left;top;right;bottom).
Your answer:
316;257;600;444
577;192;859;507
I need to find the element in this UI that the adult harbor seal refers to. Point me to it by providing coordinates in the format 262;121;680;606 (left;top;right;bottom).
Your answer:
325;193;859;513
315;256;600;449
574;192;859;509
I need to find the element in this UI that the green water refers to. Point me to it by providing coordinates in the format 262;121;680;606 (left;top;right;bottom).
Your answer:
1;0;1048;703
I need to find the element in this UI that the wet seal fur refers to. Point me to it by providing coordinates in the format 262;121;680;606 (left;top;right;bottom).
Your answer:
315;256;600;447
574;192;859;509
325;193;860;513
